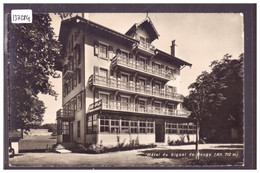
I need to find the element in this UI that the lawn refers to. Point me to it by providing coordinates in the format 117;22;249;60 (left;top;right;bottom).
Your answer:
9;144;244;168
19;134;57;152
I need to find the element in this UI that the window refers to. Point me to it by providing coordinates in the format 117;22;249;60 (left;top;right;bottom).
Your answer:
76;47;81;66
166;123;177;134
137;57;146;69
70;98;77;111
178;124;184;134
153;62;160;72
154;102;161;113
121;97;129;110
73;73;77;87
99;93;109;108
139;78;146;93
68;79;71;93
130;121;138;133
111;120;120;134
147;122;154;133
100;119;109;133
77;93;82;110
121;51;128;59
99;43;107;59
139;121;146;133
92;114;97;133
138;100;146;112
87;115;93;134
73;54;77;71
121;120;130;133
183;124;188;134
78;68;81;84
62;122;69;135
77;121;80;137
189;124;196;134
99;68;108;85
121;73;129;90
166;67;176;79
87;114;97;134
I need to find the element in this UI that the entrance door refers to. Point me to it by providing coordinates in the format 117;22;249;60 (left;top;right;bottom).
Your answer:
62;121;70;142
100;93;109;108
155;123;165;142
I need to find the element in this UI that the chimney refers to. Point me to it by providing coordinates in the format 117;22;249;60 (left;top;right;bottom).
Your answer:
171;40;177;57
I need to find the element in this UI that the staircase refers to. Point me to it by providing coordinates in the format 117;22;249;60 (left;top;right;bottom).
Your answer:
155;142;168;148
55;144;72;154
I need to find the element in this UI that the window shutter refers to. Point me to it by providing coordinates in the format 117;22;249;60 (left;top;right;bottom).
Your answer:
94;41;99;56
94;66;99;75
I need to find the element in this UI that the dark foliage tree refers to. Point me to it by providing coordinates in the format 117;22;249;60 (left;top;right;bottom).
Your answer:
8;14;62;132
184;54;244;159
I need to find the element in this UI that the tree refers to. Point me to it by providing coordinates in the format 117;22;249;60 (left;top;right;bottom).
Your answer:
8;14;62;132
184;54;244;160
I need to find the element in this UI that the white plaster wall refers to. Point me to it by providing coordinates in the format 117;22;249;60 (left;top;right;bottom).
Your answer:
166;134;196;143
97;134;155;146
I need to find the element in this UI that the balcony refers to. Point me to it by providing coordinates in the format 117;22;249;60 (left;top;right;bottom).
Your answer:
134;40;155;56
112;55;175;81
63;65;74;80
88;100;191;118
88;75;184;102
56;109;75;120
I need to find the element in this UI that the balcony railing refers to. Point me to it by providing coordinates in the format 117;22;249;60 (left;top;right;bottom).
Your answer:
112;55;175;81
88;100;191;118
89;75;184;102
63;65;74;80
135;40;156;55
56;109;75;120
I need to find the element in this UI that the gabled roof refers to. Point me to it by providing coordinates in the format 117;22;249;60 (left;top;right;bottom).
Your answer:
155;49;192;67
125;17;160;42
59;16;138;45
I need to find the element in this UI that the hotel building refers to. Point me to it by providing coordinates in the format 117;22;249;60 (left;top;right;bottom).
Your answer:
57;15;196;146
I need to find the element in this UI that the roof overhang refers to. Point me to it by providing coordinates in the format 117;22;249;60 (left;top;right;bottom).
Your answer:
59;16;139;45
155;49;192;68
125;18;160;42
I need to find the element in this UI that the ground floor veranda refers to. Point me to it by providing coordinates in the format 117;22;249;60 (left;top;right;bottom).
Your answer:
57;110;196;146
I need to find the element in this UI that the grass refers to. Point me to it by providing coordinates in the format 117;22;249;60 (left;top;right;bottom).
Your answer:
19;135;57;152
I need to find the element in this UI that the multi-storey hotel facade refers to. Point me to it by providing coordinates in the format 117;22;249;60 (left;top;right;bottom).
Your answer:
57;15;196;146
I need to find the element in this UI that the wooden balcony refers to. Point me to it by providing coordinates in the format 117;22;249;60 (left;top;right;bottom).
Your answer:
111;55;175;81
88;75;184;102
63;65;74;80
56;109;75;120
88;100;191;118
134;40;156;56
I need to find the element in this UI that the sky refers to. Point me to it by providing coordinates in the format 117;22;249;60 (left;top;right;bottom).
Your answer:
39;13;244;124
